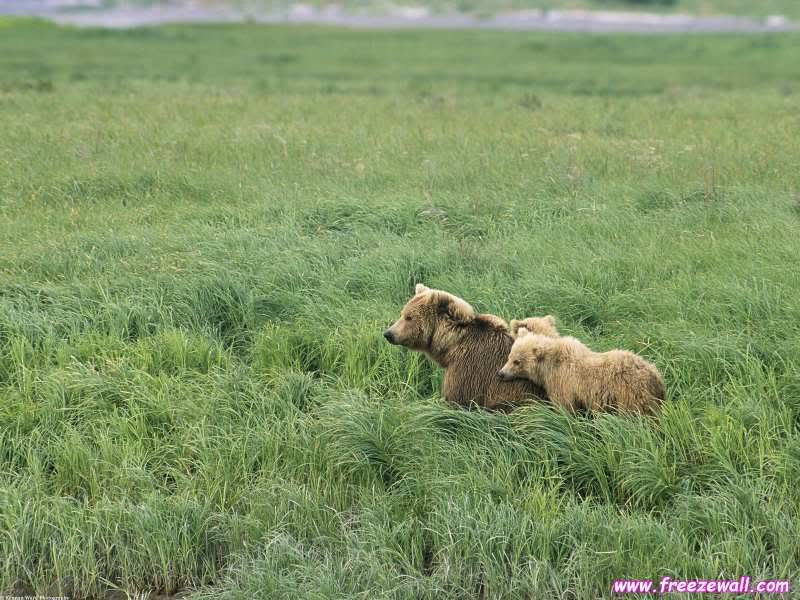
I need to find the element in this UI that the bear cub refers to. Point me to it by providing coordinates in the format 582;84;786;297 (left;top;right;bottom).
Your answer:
498;326;664;415
509;315;560;338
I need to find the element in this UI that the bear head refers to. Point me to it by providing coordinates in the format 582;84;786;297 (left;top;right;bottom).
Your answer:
498;327;557;382
383;283;476;352
509;315;559;338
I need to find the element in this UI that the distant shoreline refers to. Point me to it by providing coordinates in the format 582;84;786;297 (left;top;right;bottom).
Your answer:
2;3;797;32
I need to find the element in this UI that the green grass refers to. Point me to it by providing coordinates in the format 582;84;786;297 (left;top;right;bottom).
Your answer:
1;18;800;599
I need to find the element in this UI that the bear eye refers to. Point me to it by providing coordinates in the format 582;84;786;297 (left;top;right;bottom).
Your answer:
513;359;520;366
405;316;412;321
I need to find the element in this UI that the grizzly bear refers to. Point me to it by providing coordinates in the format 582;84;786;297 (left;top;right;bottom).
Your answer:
509;315;559;338
384;284;544;410
497;327;665;415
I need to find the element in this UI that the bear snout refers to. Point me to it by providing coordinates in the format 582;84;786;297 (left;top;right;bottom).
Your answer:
383;329;397;344
497;370;511;381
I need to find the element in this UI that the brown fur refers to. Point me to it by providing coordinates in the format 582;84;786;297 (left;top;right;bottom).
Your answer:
498;328;665;415
384;284;544;410
509;315;559;338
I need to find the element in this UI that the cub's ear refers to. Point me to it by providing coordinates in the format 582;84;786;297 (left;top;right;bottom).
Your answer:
544;315;556;325
509;319;520;332
415;283;429;295
517;326;531;337
433;291;475;323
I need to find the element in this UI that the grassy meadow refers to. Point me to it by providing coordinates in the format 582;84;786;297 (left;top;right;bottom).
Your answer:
1;18;800;599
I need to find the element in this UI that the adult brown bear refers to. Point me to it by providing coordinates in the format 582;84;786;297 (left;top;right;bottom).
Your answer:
384;284;544;411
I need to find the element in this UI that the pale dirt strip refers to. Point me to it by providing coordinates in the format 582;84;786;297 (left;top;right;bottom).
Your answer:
1;1;797;31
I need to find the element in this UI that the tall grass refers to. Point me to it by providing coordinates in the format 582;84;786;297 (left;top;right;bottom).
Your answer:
1;19;799;599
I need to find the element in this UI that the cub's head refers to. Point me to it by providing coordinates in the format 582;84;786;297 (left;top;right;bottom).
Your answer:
383;283;475;351
509;315;559;338
498;327;556;381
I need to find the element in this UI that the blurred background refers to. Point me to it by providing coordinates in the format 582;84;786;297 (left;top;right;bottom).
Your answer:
1;0;796;30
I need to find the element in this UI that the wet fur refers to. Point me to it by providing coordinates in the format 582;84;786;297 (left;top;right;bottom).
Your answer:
432;315;544;411
385;285;544;410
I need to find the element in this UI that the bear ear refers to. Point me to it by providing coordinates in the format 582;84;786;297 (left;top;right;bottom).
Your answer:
517;326;531;337
433;290;475;323
544;315;556;325
415;283;429;295
509;319;520;331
